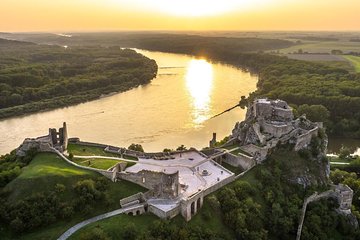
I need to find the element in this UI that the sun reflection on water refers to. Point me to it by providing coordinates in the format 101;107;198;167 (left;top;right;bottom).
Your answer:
186;59;213;126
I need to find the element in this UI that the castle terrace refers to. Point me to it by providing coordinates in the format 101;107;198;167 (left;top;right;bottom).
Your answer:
125;150;233;199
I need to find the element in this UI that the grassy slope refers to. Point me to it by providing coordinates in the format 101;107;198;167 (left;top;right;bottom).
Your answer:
3;153;146;240
4;153;98;202
343;55;360;72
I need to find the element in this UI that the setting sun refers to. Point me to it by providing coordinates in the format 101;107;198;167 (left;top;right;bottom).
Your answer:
117;0;271;17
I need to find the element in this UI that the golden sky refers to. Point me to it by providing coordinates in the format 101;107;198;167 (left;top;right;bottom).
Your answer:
1;0;360;32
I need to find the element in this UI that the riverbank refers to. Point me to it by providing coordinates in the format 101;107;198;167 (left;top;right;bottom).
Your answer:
0;41;158;120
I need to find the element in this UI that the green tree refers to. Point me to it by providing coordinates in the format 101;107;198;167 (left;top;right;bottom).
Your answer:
122;223;138;240
128;143;144;152
339;145;351;160
79;226;110;240
163;148;173;153
176;145;187;151
297;104;330;123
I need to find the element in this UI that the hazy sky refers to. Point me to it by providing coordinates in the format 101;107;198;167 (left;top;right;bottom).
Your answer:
1;0;360;32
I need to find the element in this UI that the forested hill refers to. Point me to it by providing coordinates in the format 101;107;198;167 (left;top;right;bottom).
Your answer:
0;38;34;46
0;39;158;119
0;32;295;53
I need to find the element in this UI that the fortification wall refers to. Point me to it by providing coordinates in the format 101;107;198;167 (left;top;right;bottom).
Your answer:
73;141;111;149
261;122;294;138
223;153;254;170
240;144;269;162
255;102;272;117
120;192;145;207
273;107;293;120
295;127;318;151
149;204;180;219
52;149;115;180
118;170;180;199
203;175;236;196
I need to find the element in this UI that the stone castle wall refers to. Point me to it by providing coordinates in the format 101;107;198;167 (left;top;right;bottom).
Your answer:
120;192;145;207
261;121;294;138
118;170;180;199
295;127;319;151
223;153;254;170
149;204;180;219
240;144;269;162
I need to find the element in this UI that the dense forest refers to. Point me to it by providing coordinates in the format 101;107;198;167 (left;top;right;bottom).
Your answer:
0;39;157;118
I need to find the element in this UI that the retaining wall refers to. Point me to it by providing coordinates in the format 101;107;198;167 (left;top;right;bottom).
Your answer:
224;153;255;170
148;204;180;219
120;192;145;207
51;149;114;180
295;127;319;151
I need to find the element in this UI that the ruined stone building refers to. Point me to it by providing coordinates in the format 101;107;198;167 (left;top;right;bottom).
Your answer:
17;122;68;156
226;98;322;163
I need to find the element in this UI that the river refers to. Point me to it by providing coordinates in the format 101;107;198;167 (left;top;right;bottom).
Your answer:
0;49;257;154
0;49;359;155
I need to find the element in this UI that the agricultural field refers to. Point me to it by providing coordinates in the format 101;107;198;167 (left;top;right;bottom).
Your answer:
285;54;347;62
343;55;360;72
278;40;360;54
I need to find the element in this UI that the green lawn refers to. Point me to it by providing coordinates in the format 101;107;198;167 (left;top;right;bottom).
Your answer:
67;143;119;157
73;157;121;170
3;152;146;240
343;55;360;72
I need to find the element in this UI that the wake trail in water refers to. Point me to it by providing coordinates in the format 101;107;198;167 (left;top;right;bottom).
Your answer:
209;104;239;119
159;66;185;69
79;111;105;117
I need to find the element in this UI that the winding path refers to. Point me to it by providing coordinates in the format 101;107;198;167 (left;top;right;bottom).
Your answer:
57;208;125;240
296;190;334;240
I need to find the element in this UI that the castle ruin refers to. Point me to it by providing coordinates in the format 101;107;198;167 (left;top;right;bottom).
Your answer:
16;122;68;156
209;98;323;170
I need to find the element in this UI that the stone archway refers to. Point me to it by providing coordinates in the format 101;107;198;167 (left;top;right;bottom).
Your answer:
136;210;140;216
191;201;195;215
197;198;201;210
128;212;133;216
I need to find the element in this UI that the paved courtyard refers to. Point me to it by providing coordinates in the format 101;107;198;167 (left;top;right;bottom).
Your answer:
125;150;233;199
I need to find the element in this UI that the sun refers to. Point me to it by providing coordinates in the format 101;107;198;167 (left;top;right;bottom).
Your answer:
152;0;244;17
116;0;272;17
